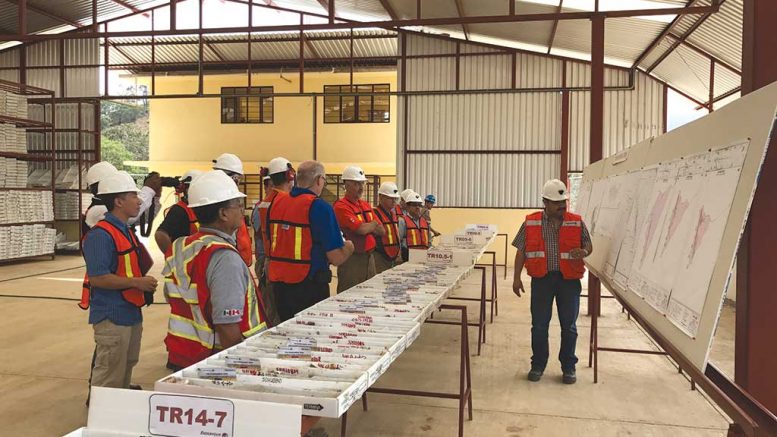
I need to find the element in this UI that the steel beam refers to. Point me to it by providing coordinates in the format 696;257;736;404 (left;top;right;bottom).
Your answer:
588;13;605;317
0;5;721;42
109;0;141;13
666;32;741;75
646;0;725;73
377;0;398;20
4;0;80;28
546;0;563;54
453;0;470;40
631;0;699;69
560;61;569;182
737;0;777;418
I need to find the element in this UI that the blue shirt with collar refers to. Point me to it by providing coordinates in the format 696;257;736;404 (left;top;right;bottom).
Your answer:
290;186;344;278
82;212;143;326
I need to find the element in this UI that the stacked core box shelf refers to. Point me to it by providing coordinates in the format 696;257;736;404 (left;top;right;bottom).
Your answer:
0;80;56;263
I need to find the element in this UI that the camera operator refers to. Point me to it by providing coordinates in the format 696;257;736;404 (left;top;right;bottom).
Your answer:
84;165;163;230
154;170;203;254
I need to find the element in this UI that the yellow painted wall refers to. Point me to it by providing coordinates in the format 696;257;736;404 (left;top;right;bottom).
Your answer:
142;70;397;178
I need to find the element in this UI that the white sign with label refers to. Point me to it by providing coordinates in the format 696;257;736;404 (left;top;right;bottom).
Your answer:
149;394;235;437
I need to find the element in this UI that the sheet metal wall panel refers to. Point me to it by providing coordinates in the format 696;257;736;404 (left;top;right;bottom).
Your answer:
405;57;455;91
569;71;664;172
406;153;558;208
515;53;564;89
459;54;512;90
407;93;561;152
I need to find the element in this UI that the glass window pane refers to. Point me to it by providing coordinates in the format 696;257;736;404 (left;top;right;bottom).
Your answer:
341;96;356;122
358;95;372;122
324;95;340;123
262;97;273;123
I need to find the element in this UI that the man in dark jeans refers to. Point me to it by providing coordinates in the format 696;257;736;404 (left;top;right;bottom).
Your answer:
511;179;593;384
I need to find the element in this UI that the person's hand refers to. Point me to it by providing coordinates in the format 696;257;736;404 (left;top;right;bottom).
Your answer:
144;173;163;195
133;276;158;292
372;220;386;236
512;280;525;298
570;248;588;259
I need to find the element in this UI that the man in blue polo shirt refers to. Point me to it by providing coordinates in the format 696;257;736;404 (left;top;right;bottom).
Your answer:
82;171;158;397
268;160;354;321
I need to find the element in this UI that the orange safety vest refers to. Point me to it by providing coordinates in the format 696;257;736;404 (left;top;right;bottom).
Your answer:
334;197;377;253
267;192;317;284
373;205;400;259
394;204;405;218
162;232;266;368
404;215;430;250
255;189;286;257
524;211;586;280
236;220;252;266
164;200;200;235
79;219;153;310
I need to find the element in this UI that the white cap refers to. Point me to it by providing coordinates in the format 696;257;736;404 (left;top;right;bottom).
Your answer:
542;179;569;202
399;189;414;201
378;182;401;199
97;171;141;195
86;161;117;186
212;153;244;175
342;165;367;182
188;170;247;208
181;169;203;183
268;157;292;175
403;190;423;204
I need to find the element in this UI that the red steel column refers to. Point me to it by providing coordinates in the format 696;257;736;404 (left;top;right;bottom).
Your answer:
560;61;569;183
736;0;777;415
587;13;605;316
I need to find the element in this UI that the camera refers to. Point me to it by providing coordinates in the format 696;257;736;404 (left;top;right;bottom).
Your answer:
161;176;181;188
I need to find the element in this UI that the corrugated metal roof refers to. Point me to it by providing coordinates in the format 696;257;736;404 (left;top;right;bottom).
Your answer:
685;0;742;71
0;0;158;34
651;43;711;102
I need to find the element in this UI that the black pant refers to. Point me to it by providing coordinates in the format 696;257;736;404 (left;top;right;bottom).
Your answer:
530;272;582;372
273;278;331;322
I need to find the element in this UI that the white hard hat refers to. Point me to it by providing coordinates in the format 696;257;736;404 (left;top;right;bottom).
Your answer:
268;157;292;175
399;189;414;201
542;179;569;202
97;171;140;195
403;190;423;204
188;170;247;208
181;169;203;183
378;182;400;199
212;153;244;175
262;175;271;182
86;161;117;186
342;165;367;182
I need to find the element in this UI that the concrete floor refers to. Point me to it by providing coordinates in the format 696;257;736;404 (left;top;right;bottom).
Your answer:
0;254;732;436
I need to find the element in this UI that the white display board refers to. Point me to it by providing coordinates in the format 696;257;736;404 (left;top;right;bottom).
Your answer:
573;82;777;370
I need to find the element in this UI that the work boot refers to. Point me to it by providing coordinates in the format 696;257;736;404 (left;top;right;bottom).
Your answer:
562;369;576;384
527;368;543;382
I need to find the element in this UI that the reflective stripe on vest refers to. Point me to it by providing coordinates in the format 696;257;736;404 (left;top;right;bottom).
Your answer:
404;215;430;249
162;232;266;367
267;193;317;284
523;211;585;280
79;219;148;309
334;197;377;253
373;205;400;259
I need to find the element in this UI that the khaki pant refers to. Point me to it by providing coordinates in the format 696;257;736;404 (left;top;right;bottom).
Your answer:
373;252;397;274
91;319;142;389
259;273;281;327
337;251;376;293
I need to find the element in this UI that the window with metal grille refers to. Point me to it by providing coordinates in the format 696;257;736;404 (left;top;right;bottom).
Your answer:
323;84;390;123
221;86;274;123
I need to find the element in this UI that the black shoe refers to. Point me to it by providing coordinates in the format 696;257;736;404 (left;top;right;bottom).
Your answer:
527;368;543;382
562;369;576;384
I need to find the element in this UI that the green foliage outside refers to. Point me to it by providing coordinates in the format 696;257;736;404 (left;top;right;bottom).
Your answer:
100;101;148;174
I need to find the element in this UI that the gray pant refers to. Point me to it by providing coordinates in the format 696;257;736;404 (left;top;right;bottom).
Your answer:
336;251;376;293
373;252;396;274
91;319;142;389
